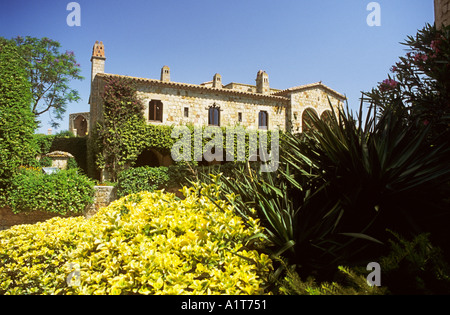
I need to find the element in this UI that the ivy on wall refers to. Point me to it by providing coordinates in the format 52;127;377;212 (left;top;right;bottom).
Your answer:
94;77;147;181
92;77;279;182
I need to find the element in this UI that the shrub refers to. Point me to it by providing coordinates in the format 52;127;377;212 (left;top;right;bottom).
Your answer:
277;232;450;295
116;166;170;198
363;23;450;145
209;102;450;281
0;182;272;295
6;168;95;215
379;231;450;294
278;262;387;295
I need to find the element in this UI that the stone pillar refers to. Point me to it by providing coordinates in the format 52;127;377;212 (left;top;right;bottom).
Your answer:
435;0;450;29
84;186;117;219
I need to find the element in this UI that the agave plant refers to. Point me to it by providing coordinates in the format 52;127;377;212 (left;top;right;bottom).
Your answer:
206;99;450;278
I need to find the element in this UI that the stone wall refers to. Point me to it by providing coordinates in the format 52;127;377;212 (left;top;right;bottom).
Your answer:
137;83;288;131
90;74;345;136
288;87;343;133
84;185;117;219
435;0;450;28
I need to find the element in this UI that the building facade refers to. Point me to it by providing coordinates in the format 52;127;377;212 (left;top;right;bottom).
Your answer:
77;41;346;138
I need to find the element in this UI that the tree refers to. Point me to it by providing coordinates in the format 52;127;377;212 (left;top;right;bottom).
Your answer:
363;24;450;143
11;36;84;128
0;39;37;192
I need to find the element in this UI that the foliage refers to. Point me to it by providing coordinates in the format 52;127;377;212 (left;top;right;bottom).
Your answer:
278;261;386;295
37;155;79;170
34;132;87;173
210;25;450;274
0;216;87;295
95;77;147;182
143;124;177;155
363;23;450;143
116;166;170;198
115;162;251;199
208;102;450;280
6;168;95;215
91;76;278;182
278;232;450;295
10;36;83;128
0;182;272;295
379;231;450;294
0;39;37;194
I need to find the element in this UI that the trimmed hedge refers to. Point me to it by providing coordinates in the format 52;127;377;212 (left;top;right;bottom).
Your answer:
116;166;170;198
6;168;95;215
0;182;272;295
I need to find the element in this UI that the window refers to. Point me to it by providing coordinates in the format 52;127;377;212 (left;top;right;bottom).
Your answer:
208;104;220;126
184;107;189;118
258;111;268;130
149;100;163;122
238;112;242;123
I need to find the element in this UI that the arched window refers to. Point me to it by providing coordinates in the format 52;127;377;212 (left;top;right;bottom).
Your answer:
258;111;269;130
208;104;220;126
149;100;163;122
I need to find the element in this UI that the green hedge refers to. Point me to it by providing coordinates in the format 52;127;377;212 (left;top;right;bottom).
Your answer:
116;162;251;199
6;168;95;215
116;166;170;198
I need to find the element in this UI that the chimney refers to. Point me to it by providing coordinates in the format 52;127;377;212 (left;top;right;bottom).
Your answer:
161;65;171;82
213;73;222;88
91;41;106;82
256;70;270;94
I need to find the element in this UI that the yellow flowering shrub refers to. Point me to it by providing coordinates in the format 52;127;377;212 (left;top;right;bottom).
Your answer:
0;182;273;295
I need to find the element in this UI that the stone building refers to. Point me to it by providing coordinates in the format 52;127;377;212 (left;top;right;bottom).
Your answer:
71;41;346;171
435;0;450;29
82;41;345;136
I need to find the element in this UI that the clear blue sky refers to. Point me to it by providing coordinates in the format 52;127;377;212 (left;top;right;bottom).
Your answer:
0;0;435;134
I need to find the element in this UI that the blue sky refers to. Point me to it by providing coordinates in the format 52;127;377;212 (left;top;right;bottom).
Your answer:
0;0;435;134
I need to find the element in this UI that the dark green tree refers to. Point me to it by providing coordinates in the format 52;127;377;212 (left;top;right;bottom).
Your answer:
11;36;83;128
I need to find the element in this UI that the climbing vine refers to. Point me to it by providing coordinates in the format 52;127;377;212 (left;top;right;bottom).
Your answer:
93;77;279;182
95;77;147;181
